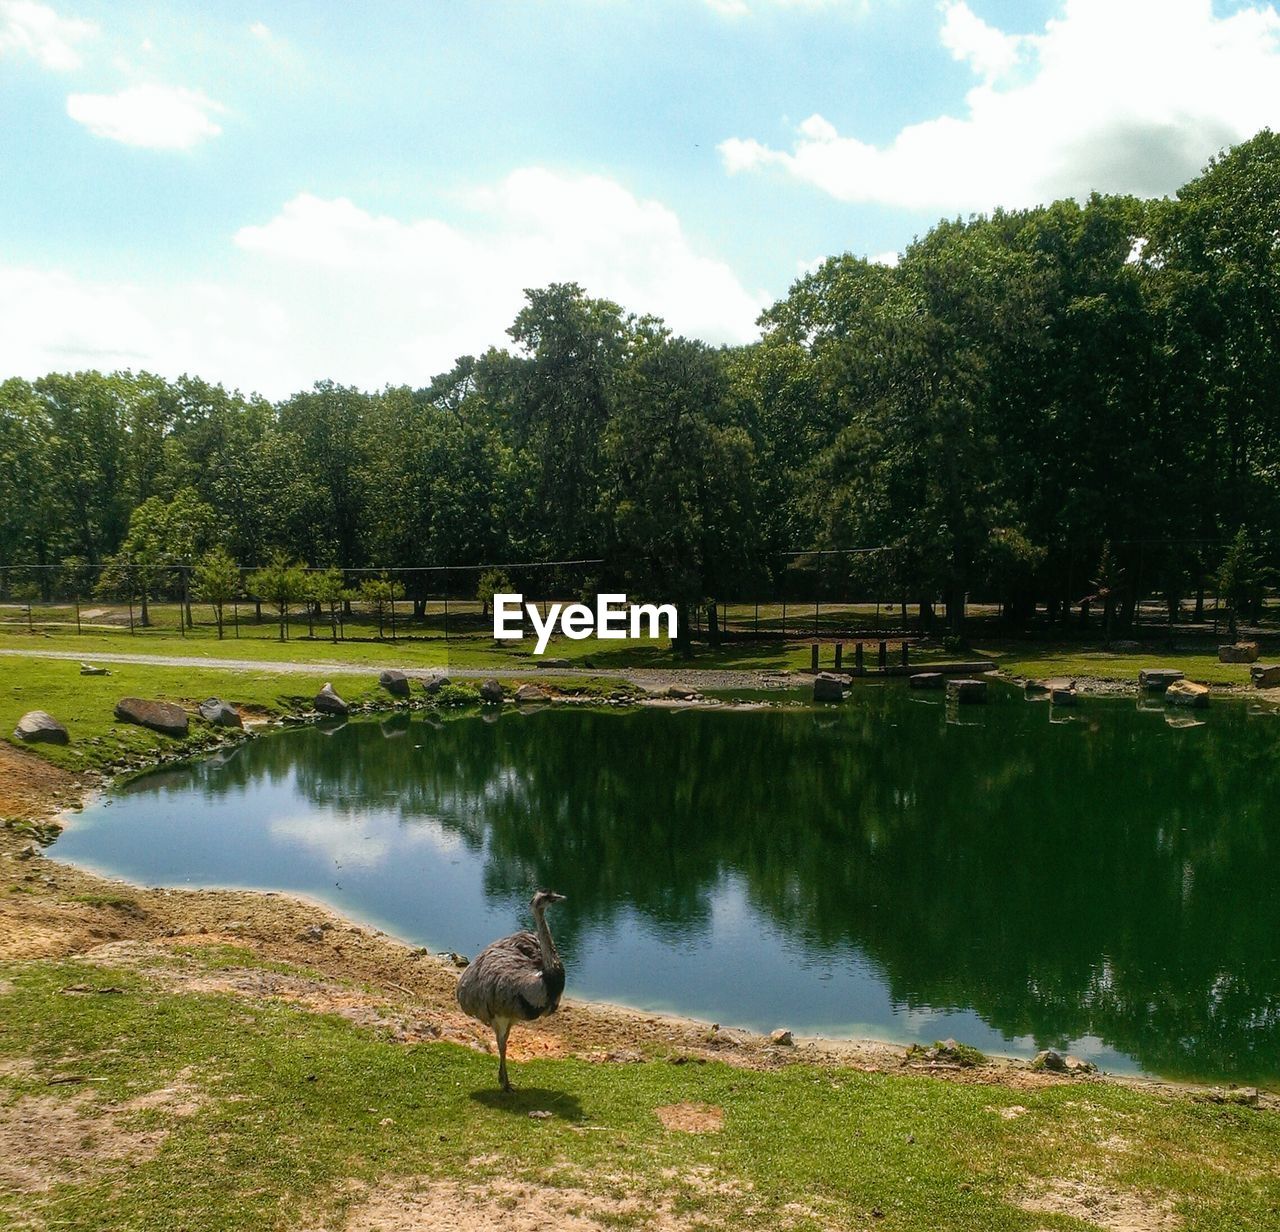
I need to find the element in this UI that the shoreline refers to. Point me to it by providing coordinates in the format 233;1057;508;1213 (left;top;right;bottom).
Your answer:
3;681;1276;1106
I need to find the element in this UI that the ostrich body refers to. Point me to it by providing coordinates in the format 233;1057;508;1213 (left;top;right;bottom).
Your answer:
456;890;566;1091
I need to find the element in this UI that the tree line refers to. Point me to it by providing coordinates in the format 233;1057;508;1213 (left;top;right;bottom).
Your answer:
3;131;1279;642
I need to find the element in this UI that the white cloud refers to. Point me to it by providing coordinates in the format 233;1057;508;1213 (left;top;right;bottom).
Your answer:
704;0;867;13
66;83;225;149
0;0;95;70
939;1;1021;79
720;0;1280;212
0;169;764;397
249;20;271;40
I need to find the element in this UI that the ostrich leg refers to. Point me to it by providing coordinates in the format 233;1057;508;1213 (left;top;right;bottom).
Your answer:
496;1020;513;1091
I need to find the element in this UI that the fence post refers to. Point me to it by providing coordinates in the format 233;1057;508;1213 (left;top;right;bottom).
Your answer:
443;570;450;642
855;642;864;674
878;640;887;670
834;643;843;670
75;593;81;635
810;643;819;673
901;641;909;666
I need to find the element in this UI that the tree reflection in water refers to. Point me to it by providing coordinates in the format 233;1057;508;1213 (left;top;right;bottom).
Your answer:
81;687;1280;1083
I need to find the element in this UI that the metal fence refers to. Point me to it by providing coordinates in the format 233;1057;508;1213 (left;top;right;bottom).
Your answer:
0;557;1272;645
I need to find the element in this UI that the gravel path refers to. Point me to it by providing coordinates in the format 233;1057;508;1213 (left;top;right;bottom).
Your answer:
0;647;793;693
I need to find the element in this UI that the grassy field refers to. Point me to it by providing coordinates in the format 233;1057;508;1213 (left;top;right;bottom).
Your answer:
1;947;1276;1232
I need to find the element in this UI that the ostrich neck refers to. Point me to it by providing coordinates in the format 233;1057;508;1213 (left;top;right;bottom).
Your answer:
532;907;561;971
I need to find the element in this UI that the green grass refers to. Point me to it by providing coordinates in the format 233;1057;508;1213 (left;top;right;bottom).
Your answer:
978;642;1267;687
0;655;387;773
0;952;1276;1231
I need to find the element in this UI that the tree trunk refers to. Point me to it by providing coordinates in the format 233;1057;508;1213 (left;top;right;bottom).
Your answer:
215;605;224;640
140;594;151;627
917;599;934;631
675;603;693;659
706;601;721;647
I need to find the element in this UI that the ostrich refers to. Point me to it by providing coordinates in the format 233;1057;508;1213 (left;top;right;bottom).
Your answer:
456;889;567;1091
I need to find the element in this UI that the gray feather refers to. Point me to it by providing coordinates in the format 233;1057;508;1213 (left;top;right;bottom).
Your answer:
457;930;564;1026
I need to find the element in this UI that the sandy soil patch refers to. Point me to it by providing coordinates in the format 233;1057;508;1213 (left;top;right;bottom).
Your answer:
0;743;81;819
1019;1177;1179;1231
323;1167;764;1232
655;1102;725;1133
326;1177;670;1232
0;1091;167;1193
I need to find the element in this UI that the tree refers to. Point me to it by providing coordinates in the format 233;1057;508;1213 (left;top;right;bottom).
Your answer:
357;574;405;639
247;555;309;641
1215;530;1263;641
193;546;241;639
476;568;512;618
604;328;759;657
308;567;350;642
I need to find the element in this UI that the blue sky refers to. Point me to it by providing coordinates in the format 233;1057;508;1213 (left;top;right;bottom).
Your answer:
2;0;1279;395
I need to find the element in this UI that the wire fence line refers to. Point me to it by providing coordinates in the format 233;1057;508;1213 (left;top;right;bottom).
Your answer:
0;552;1270;645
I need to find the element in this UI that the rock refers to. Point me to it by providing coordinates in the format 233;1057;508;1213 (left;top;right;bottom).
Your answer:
769;1028;794;1046
664;684;700;700
420;673;449;694
813;673;845;703
1200;1086;1260;1107
314;682;349;715
946;678;987;704
197;698;242;728
1139;667;1184;691
297;924;325;943
515;683;550;704
1166;678;1210;708
1047;678;1078;705
378;669;410;698
1218;641;1260;664
1251;664;1280;689
13;710;69;745
444;951;469;968
1031;1049;1067;1072
1065;1055;1097;1074
1023;679;1050;696
910;672;944;690
79;663;109;676
537;658;572;668
114;697;189;738
479;678;504;704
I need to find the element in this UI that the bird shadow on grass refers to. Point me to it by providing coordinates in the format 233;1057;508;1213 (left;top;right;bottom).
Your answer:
470;1087;585;1121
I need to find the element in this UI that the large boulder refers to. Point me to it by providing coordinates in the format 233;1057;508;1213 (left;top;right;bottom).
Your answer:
910;672;944;690
946;678;987;704
419;673;449;695
813;673;845;703
1166;679;1210;708
114;697;189;738
1139;667;1184;692
479;678;505;704
197;698;242;728
1218;642;1260;664
378;668;411;698
79;663;109;676
1251;664;1280;689
314;682;349;715
515;683;550;705
14;710;69;745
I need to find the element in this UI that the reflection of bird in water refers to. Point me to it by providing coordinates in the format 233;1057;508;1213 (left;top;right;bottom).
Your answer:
456;890;566;1091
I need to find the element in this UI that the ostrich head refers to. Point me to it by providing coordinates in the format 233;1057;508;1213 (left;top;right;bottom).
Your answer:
531;889;566;912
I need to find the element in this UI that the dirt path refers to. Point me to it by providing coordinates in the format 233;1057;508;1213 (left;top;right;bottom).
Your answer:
0;646;794;693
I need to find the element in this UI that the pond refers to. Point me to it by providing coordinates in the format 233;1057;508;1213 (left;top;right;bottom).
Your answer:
53;685;1280;1085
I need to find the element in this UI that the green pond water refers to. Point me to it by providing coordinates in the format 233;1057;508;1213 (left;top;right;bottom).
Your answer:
54;684;1280;1084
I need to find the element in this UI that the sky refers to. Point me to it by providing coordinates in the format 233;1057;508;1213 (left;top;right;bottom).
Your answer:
2;0;1279;398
